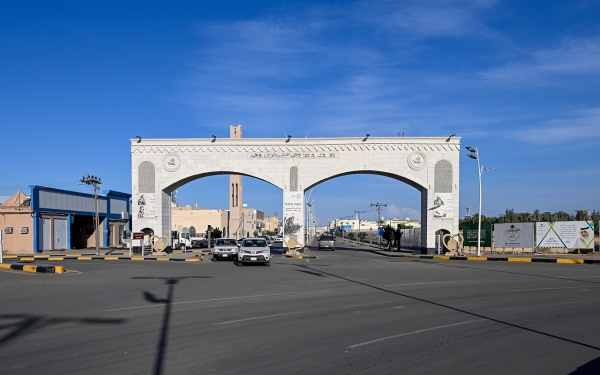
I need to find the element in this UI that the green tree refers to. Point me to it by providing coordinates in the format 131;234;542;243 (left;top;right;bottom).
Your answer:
206;227;222;239
357;232;367;243
347;232;355;241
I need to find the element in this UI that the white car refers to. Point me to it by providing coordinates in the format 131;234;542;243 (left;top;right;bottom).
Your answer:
273;236;283;243
237;238;271;266
213;238;239;261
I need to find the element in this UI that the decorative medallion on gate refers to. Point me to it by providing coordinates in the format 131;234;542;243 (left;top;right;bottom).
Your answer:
162;153;182;172
407;151;427;171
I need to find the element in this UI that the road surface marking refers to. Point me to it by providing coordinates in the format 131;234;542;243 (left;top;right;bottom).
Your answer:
384;282;451;287
106;292;299;312
213;311;304;325
347;320;484;349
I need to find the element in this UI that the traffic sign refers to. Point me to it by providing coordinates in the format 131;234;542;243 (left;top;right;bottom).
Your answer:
378;227;384;236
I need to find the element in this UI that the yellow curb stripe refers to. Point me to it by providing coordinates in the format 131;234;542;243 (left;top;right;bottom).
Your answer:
0;264;10;269
48;257;64;261
54;266;64;273
156;258;170;261
508;258;531;262
20;257;35;261
34;255;50;258
433;256;450;260
557;259;584;264
467;257;488;261
104;257;119;260
4;255;18;259
23;265;38;273
131;257;145;261
185;258;201;262
77;257;92;261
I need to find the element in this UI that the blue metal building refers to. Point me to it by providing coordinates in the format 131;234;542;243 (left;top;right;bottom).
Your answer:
30;186;131;252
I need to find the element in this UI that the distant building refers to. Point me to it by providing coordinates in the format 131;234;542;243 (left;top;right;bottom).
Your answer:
388;218;421;229
171;205;229;237
0;186;131;254
264;214;281;233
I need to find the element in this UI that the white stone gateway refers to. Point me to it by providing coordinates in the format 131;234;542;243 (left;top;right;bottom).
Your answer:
131;136;460;252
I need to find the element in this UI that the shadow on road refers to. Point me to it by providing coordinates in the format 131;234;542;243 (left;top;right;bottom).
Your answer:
0;314;126;347
569;355;600;374
293;264;600;353
418;260;600;286
131;276;212;375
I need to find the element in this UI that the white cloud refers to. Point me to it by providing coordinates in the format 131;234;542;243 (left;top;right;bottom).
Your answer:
504;108;600;145
354;0;497;39
481;37;600;83
385;204;420;220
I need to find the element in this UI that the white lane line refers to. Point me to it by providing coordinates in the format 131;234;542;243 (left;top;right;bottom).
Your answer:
106;292;298;312
347;320;484;349
510;286;600;292
383;282;451;287
213;311;304;325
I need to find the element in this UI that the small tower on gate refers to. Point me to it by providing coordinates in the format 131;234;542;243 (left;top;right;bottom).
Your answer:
229;125;243;239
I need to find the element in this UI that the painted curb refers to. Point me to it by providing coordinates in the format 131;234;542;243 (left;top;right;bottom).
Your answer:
369;251;600;265
284;255;318;259
6;256;203;262
0;263;64;273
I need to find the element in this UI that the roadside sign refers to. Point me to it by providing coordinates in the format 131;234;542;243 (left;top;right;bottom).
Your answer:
133;232;144;240
378;227;384;236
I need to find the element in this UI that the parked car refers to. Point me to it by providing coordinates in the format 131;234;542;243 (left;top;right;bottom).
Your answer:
237;237;271;266
318;235;335;251
273;236;283;243
213;238;239;261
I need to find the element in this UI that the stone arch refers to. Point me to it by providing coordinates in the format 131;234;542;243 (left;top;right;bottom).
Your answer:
189;226;196;237
163;171;282;193
305;169;427;192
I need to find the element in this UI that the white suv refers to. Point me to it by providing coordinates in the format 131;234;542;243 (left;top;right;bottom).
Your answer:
237;238;271;266
213;238;239;261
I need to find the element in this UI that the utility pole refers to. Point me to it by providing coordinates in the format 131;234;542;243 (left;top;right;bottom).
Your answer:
371;203;387;246
354;210;365;230
81;174;102;256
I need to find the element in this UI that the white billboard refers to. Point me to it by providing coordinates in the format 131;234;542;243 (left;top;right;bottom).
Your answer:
536;221;594;249
433;193;453;219
494;223;534;248
283;192;303;238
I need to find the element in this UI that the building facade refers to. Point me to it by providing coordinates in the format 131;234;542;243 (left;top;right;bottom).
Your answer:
171;205;229;237
0;186;131;254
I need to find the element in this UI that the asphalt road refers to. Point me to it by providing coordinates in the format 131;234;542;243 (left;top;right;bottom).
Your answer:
1;241;599;375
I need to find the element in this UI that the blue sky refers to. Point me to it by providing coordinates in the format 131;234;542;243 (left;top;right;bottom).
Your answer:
1;1;599;225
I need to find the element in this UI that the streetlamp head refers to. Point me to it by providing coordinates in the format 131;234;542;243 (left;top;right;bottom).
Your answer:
465;146;476;153
445;134;456;142
285;135;292;143
362;134;370;142
211;135;216;143
467;154;478;160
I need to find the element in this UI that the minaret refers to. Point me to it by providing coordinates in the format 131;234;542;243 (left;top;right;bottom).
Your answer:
229;125;243;239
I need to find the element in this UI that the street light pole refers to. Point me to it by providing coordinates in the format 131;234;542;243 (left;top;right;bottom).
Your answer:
81;174;102;256
465;147;492;257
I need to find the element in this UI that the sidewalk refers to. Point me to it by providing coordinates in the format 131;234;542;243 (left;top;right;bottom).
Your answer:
2;247;211;262
337;238;600;264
